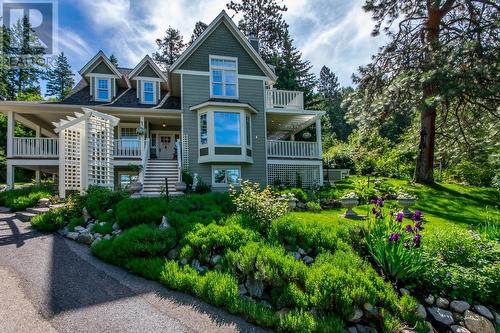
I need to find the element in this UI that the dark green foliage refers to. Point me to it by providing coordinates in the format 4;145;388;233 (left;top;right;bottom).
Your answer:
189;21;208;45
31;207;65;232
91;224;177;266
0;186;54;211
126;257;165;280
91;221;114;235
84;186;127;220
44;52;74;100
153;26;185;68
278;309;316;333
67;216;85;231
115;197;168;229
109;54;118;67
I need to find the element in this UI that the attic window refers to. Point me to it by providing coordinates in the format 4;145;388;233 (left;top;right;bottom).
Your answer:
96;78;110;101
210;56;237;98
143;81;155;104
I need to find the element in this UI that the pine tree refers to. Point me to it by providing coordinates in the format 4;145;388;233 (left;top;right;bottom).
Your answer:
0;25;15;99
226;0;289;62
109;54;118;67
189;21;208;45
273;31;317;108
153;27;185;69
44;52;75;100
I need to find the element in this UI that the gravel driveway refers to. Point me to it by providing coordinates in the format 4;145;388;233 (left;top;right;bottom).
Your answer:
0;210;267;333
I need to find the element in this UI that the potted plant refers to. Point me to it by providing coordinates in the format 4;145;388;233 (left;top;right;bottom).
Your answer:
340;192;359;218
136;126;146;136
396;191;418;217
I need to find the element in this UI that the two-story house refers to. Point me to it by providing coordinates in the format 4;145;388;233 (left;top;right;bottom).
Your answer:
0;11;324;197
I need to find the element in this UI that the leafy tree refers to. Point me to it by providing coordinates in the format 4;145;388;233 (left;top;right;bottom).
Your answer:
44;52;75;100
189;21;208;45
153;26;185;69
318;66;354;141
346;0;499;183
109;54;118;67
226;0;289;62
273;31;317;108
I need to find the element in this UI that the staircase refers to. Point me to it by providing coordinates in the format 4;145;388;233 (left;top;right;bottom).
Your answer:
141;159;179;196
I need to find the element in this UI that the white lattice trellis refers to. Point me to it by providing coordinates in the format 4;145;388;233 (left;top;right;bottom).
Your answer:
182;133;189;171
54;108;119;197
267;163;322;188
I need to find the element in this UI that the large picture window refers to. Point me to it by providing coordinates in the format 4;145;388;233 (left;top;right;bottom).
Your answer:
214;112;240;145
212;166;241;186
210;57;237;98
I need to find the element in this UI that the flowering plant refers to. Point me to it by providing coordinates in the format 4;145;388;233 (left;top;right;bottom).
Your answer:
365;198;426;282
341;192;359;200
396;191;418;200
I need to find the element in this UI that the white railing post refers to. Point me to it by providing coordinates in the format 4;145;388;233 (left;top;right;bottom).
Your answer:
11;137;59;158
7;111;14;158
139;139;149;184
266;140;321;159
176;139;182;182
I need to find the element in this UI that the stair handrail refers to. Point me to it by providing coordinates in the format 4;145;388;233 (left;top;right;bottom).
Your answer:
139;138;150;183
175;138;182;182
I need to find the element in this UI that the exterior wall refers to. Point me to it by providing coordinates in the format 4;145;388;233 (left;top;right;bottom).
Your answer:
180;23;265;77
137;64;159;78
92;61;114;74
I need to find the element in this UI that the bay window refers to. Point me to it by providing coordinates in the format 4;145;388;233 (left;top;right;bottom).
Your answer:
214;112;240;145
210;56;238;98
199;113;208;145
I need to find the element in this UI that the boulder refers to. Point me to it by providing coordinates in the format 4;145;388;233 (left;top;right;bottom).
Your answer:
363;303;379;320
424;295;435;306
167;247;179;260
472;305;494;321
103;234;112;240
74;226;86;233
400;288;410;296
348;308;363;322
91;238;101;247
450;325;471;333
277;308;290;318
238;284;248;295
82;207;91;222
463;310;495;333
66;232;79;240
77;233;93;245
57;227;69;237
297;248;306;255
210;255;222;266
355;324;377;333
347;327;358;333
416;303;427;319
159;216;171;230
427;307;454;327
290;251;301;260
302;256;314;265
245;276;264;299
112;222;120;231
450;301;470;314
436;297;450;309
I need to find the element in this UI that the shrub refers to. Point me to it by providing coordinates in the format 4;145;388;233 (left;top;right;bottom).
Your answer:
91;224;176;266
115;197;169;229
306;201;322;213
279;309;316;333
91;221;113;235
126;257;165;280
230;181;288;235
31;207;65;232
0;186;54;211
68;216;85;231
84;186;127;218
277;188;308;202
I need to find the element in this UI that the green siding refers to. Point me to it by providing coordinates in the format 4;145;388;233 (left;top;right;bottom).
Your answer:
215;147;241;155
137;64;159;78
91;61;114;74
180;22;265;76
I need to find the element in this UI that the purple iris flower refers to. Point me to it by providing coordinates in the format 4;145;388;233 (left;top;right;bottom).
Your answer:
376;198;384;207
396;212;404;222
389;233;401;242
371;207;377;215
412;211;422;221
405;224;413;233
413;234;422;247
370;199;376;204
376;211;382;218
414;221;423;230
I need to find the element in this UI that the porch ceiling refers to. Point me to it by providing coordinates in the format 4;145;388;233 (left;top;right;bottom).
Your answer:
266;113;319;139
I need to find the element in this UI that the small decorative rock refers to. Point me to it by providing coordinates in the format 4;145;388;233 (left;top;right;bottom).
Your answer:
103;234;112;240
210;255;222;266
355;324;377;333
450;300;470;313
450;325;471;333
290;251;301;260
112;222;119;231
348;308;363;322
159;216;171;230
436;297;450;309
363;303;379;320
245;276;264;298
77;233;93;245
106;208;113;214
74;226;86;232
416;303;427;319
91;238;101;247
472;305;494;321
277;308;290;317
297;248;306;255
347;327;358;333
302;256;314;265
57;227;69;237
82;207;91;222
425;295;435;305
400;288;410;296
463;310;495;333
238;284;248;295
66;232;79;240
428;307;454;326
167;247;178;260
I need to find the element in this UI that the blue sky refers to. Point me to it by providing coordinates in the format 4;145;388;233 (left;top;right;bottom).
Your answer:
49;0;386;93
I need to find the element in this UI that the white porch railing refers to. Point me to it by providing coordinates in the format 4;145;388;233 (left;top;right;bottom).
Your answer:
139;139;150;183
265;89;304;110
12;137;59;157
267;140;320;159
113;139;143;158
175;138;182;182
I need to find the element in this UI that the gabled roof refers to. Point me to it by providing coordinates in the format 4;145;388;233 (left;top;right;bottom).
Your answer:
128;55;168;81
78;50;123;78
170;10;277;82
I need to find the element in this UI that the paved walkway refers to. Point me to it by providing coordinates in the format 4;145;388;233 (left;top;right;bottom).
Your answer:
0;210;266;333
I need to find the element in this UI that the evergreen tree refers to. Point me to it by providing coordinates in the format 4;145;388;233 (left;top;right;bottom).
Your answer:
273;31;317;108
0;25;15;99
109;54;119;67
189;21;208;45
44;52;75;100
153;26;185;69
227;0;289;62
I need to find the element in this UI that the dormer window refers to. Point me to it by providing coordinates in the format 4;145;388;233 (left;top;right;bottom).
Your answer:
210;56;238;98
96;78;111;101
143;81;155;104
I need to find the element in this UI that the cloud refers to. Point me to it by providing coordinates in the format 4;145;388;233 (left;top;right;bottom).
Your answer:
56;29;93;60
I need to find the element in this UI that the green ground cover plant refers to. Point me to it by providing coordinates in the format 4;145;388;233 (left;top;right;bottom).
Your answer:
0;186;54;211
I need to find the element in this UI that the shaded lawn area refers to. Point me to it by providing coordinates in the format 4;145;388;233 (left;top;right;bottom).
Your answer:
292;177;499;233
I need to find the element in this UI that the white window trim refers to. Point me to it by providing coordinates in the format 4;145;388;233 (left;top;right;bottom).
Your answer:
213;110;242;146
141;80;156;104
211;165;241;187
209;55;238;99
118;171;139;189
245;114;252;149
94;76;112;102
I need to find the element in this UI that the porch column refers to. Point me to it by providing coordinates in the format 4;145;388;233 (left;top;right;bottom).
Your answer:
6;111;15;158
6;161;14;190
315;117;324;186
35;125;41;185
58;131;66;199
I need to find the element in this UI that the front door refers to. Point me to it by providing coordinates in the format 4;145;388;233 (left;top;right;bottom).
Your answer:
158;134;174;159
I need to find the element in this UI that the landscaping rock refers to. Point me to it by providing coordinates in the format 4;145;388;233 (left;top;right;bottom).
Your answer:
400;288;410;296
91;238;101;247
416;303;427;319
210;255;222;266
302;256;314;265
472;305;494;321
277;308;290;318
93;232;102;238
107;208;113;214
87;223;94;230
450;325;471;333
363;303;379;320
180;258;188;266
38;198;51;208
74;226;86;233
238;284;248;295
428;307;454;327
493;311;500;326
245;276;264;298
57;227;69;237
450;301;470;314
82;207;91;222
298;248;306;255
355;324;377;333
463;310;495;333
348;308;363;322
77;233;93;245
347;327;358;333
103;234;112;240
112;229;122;235
425;295;435;305
436;297;450;309
167;247;178;260
290;251;301;260
112;222;119;231
319;198;341;209
66;232;79;240
159;216;171;230
401;329;418;333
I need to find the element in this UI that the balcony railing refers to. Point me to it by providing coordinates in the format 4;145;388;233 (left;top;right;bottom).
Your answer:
12;137;59;157
266;89;304;110
113;139;143;158
267;140;320;159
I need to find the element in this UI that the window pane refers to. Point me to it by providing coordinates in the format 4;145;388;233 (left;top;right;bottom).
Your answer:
214;112;240;145
225;70;236;84
98;79;108;89
226;168;240;184
223;60;236;69
246;115;251;146
225;84;236;97
200;114;208;145
98;89;109;100
213;169;226;184
212;70;223;83
212;83;223;96
211;58;224;67
144;82;153;92
144;92;154;102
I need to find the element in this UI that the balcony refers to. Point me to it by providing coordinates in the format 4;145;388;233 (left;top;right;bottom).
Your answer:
265;89;304;110
113;139;144;158
12;137;59;158
267;140;321;159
